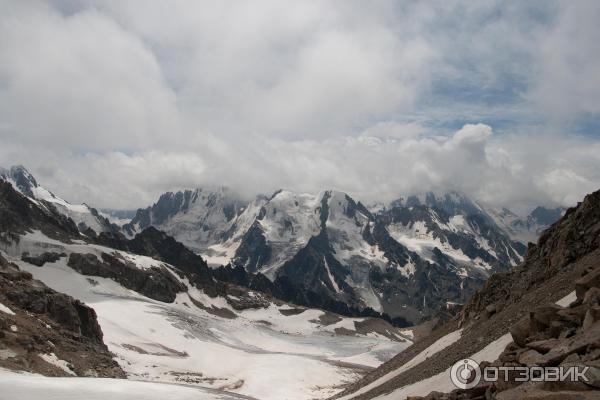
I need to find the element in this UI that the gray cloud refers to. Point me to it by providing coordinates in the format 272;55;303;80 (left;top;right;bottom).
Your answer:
0;0;599;211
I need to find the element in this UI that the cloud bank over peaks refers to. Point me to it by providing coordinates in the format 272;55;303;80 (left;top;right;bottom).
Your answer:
0;1;599;211
4;123;596;214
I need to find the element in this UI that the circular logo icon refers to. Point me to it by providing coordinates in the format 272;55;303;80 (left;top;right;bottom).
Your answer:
450;358;481;389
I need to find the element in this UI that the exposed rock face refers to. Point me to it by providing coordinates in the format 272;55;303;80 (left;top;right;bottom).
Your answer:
67;252;186;303
97;227;213;280
234;221;273;273
0;253;124;378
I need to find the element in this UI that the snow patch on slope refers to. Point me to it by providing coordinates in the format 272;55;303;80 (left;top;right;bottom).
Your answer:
38;353;76;376
0;302;15;315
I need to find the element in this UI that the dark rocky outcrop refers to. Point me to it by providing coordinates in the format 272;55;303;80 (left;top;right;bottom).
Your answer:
99;227;214;280
0;253;124;378
20;251;66;267
67;252;186;303
232;221;272;273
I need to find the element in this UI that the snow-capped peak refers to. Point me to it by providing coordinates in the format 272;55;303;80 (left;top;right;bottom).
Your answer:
0;165;115;234
0;164;40;198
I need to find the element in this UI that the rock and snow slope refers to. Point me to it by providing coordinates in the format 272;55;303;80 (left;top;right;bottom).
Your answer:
0;166;563;326
123;187;257;252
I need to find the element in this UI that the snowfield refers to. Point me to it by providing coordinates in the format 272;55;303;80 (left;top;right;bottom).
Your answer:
1;232;412;400
0;369;252;400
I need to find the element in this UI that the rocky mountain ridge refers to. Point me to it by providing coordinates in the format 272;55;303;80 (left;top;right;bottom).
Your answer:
124;186;543;323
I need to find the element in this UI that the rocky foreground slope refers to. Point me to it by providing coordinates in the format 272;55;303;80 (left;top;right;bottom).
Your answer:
411;266;600;399
0;253;124;378
332;188;600;399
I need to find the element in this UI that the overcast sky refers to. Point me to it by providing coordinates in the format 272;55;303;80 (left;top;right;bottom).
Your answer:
1;1;599;212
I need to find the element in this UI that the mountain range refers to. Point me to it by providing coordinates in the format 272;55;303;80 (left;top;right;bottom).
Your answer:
121;183;562;323
1;165;564;323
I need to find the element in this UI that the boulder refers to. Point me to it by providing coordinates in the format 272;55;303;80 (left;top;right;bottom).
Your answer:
485;304;497;317
510;317;532;347
518;349;546;366
530;305;563;332
498;385;600;399
582;307;600;331
583;287;600;305
584;366;600;389
575;268;600;302
526;338;566;354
